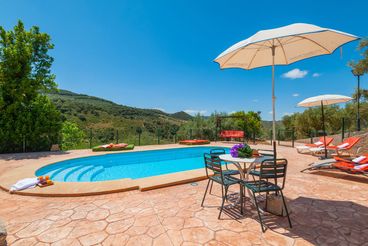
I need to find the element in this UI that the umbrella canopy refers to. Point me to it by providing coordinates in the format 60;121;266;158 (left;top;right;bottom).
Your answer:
214;23;359;156
298;94;353;107
297;94;353;158
215;23;358;69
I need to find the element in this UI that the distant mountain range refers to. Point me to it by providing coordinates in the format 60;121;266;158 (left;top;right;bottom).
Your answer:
46;89;192;142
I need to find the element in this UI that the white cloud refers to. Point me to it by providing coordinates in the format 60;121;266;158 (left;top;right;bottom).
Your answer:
252;99;259;102
312;73;321;77
292;93;299;97
184;109;207;115
283;112;293;116
282;68;308;79
269;111;273;115
152;107;166;112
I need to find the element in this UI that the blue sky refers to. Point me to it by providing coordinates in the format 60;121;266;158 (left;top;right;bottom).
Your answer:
1;0;367;120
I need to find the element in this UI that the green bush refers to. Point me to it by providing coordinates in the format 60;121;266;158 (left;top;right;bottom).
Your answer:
61;121;85;150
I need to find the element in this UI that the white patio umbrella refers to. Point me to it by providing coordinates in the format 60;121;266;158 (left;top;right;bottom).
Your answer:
214;23;359;156
298;94;353;158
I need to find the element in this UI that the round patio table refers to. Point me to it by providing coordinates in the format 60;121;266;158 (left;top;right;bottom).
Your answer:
219;154;271;181
219;154;272;213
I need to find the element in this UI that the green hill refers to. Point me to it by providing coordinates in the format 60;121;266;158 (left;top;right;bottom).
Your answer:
47;89;190;146
170;111;193;121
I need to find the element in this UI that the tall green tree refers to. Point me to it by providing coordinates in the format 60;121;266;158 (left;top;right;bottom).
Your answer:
0;21;61;153
231;111;262;138
349;39;368;74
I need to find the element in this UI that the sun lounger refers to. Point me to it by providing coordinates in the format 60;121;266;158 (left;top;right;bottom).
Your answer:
92;143;134;152
296;137;334;154
300;158;337;172
179;139;210;145
332;154;368;176
310;137;361;157
300;152;367;173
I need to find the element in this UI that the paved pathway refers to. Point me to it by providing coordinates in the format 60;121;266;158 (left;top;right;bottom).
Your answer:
1;145;368;245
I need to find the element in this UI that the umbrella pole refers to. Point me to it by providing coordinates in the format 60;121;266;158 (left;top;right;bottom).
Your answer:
271;45;277;158
321;101;327;159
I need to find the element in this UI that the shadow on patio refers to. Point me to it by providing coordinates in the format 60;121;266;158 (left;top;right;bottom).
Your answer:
259;196;368;245
309;170;368;184
0;151;70;161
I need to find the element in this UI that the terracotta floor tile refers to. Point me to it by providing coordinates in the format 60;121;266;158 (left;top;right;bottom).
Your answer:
79;231;108;246
166;229;183;246
51;238;82;246
12;237;39;246
146;224;166;238
86;208;109;221
105;211;133;223
152;233;173;246
35;242;51;246
102;233;129;246
125;234;152;246
183;217;204;228
16;220;54;238
46;210;74;221
105;217;134;234
37;226;73;243
162;217;184;230
181;227;215;244
68;220;107;238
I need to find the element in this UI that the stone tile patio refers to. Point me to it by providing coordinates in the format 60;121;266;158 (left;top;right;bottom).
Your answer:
1;144;368;245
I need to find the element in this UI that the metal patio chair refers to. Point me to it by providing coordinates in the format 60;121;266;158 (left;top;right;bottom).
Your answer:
208;148;240;195
240;158;292;232
210;148;240;176
201;153;241;219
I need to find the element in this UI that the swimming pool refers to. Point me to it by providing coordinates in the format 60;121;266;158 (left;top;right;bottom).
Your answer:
36;147;229;182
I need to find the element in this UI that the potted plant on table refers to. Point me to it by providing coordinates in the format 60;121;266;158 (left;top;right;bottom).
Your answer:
230;143;257;158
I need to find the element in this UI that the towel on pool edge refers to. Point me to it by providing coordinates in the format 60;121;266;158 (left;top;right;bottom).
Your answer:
10;178;40;193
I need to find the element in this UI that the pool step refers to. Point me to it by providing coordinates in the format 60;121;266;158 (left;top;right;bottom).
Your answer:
51;165;84;181
64;165;94;182
78;166;104;182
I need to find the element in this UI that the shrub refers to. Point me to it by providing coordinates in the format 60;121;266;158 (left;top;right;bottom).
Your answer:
61;121;85;150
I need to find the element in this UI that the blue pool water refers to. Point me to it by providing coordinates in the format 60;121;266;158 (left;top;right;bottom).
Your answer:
35;147;229;182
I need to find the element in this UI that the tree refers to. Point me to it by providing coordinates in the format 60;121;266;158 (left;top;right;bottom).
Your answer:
352;88;368;102
231;111;262;138
282;114;298;131
0;20;61;153
61;121;85;150
349;39;368;74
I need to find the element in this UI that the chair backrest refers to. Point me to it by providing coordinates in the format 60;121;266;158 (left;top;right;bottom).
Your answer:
210;148;226;157
343;137;361;150
203;153;223;178
322;137;334;146
258;159;288;189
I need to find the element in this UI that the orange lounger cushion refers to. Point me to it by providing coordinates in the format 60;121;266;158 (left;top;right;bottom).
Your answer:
333;154;368;171
327;137;361;150
333;162;355;170
113;143;128;148
333;162;368;173
179;139;210;145
305;137;334;147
